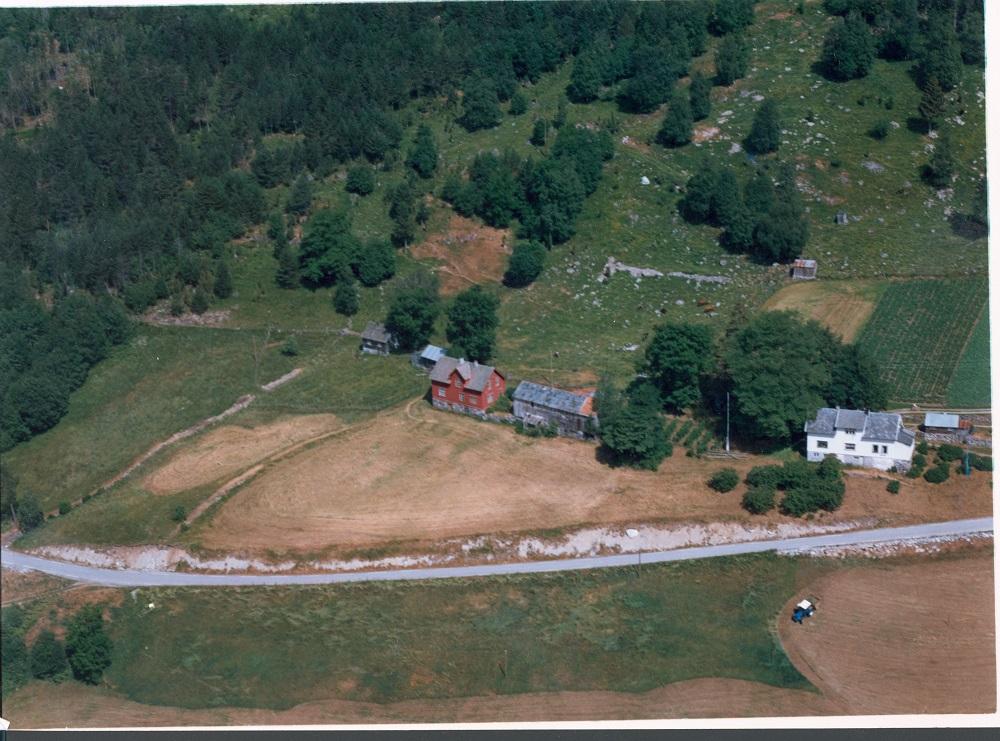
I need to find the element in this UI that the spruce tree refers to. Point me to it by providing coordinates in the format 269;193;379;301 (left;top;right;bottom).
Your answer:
710;168;743;227
406;124;438;179
567;47;604;103
275;245;299;288
346;165;376;196
744;99;781;155
656;89;693;148
714;33;749;86
679;164;719;224
923;129;956;188
286;173;313;216
508;91;528;116
553;95;568;128
689;70;712;121
530;119;548;147
333;276;359;316
213;260;233;299
918;76;946;132
190;287;210;315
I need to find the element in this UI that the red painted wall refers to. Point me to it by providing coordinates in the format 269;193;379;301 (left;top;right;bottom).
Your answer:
432;369;505;410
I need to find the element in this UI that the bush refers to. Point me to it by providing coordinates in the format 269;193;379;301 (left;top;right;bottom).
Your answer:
912;452;927;468
280;336;300;357
30;631;68;680
937;443;963;462
15;494;44;532
969;454;992;472
708;468;739;493
58;501;71;515
65;604;113;685
923;464;950;484
190;288;210;315
742;486;776;514
886;479;900;494
664;418;679;439
916;439;929;455
675;419;693;442
503;241;546;288
171;505;187;522
489;395;513;414
745;464;783;489
906;465;924;479
779;480;844;516
869;119;890;140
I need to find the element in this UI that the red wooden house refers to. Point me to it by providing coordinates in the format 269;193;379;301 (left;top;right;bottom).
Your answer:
429;356;506;416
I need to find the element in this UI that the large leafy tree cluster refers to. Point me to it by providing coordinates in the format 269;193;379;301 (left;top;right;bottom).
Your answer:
297;208;395;288
596;380;672;471
641;323;714;412
442;126;613;247
503;240;547;288
445;285;501;363
384;270;440;353
724;311;886;444
680;161;808;263
820;12;876;81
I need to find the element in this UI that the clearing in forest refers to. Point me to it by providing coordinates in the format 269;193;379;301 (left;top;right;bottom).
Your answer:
856;278;989;403
410;213;512;294
762;280;883;342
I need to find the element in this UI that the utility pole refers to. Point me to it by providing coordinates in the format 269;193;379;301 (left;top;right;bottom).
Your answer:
725;391;731;452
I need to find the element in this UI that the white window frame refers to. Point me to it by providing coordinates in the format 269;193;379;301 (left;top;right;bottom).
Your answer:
817;440;828;449
438;387;445;397
845;443;856;451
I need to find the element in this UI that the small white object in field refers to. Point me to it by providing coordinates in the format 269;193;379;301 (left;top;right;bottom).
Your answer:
626;528;639;538
640;176;650;185
148;603;155;609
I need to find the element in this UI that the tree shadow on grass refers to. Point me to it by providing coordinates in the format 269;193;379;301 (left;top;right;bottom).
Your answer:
948;213;988;240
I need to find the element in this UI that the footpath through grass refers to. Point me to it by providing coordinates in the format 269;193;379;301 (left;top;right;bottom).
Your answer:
856;277;989;404
105;553;821;710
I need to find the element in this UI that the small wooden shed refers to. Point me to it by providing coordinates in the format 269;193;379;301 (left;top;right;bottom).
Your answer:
360;322;397;356
791;259;817;280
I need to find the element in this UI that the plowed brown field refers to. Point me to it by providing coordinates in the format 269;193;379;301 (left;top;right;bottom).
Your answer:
779;552;996;714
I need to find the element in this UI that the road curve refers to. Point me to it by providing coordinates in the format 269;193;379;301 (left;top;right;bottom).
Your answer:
1;517;992;588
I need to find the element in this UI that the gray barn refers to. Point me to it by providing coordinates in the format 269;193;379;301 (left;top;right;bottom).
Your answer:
512;381;597;439
360;322;397;356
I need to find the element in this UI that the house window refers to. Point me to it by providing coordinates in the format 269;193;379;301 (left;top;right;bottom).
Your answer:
881;445;888;454
845;443;856;451
872;445;879;453
487;394;493;403
459;393;464;402
817;440;828;449
438;388;445;397
456;380;463;389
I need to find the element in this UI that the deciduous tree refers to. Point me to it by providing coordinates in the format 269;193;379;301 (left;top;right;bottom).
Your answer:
446;285;500;362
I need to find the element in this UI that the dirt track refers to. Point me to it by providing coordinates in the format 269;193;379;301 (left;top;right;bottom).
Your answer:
779;552;996;714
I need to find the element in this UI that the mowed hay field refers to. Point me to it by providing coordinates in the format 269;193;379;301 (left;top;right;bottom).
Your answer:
779;551;996;714
761;280;884;342
856;277;989;404
192;401;769;554
141;414;343;495
189;401;993;557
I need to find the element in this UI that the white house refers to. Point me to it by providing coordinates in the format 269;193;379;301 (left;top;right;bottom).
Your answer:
805;407;916;472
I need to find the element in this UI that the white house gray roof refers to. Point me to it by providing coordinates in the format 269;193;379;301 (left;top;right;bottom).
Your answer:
429;356;501;392
361;322;392;344
419;344;446;363
513;381;591;416
805;407;914;446
924;412;960;428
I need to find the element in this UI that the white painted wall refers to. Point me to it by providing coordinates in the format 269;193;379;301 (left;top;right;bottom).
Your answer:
807;429;914;470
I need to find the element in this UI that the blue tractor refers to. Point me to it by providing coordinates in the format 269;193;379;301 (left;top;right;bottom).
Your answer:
791;599;816;624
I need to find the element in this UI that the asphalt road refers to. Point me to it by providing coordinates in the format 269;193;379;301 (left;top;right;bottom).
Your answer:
1;517;992;588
